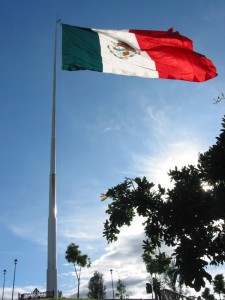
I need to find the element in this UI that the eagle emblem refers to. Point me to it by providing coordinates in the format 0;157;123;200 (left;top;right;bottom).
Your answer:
108;41;139;59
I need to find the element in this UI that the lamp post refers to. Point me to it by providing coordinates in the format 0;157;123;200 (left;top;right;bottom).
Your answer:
11;259;17;300
110;269;114;300
2;270;6;300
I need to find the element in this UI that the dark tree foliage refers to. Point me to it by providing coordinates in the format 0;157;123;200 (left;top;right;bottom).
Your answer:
33;288;39;296
116;279;126;299
202;287;215;300
65;243;91;298
87;271;106;299
58;290;63;298
162;262;178;292
103;116;225;292
213;274;225;299
162;260;186;294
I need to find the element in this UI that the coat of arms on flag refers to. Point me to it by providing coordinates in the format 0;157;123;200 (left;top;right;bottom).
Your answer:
108;41;139;59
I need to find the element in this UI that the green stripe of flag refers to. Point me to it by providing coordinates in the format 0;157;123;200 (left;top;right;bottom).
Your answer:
62;24;103;72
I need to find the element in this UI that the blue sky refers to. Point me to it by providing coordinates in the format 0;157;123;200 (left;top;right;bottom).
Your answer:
0;0;225;299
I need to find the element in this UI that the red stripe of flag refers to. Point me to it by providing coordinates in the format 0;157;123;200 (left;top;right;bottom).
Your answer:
130;28;217;82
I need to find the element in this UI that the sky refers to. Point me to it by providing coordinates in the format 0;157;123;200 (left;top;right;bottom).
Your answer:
0;0;225;299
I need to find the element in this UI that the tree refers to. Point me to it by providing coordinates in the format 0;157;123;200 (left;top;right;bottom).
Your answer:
102;116;225;292
162;260;185;294
145;260;189;297
65;243;91;298
202;288;215;300
213;274;225;300
33;288;39;296
87;271;106;299
213;92;225;104
115;279;126;299
142;251;171;276
58;290;63;298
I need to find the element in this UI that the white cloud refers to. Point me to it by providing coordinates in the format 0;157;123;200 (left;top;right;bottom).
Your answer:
8;223;47;247
61;216;150;299
103;126;120;133
132;139;202;189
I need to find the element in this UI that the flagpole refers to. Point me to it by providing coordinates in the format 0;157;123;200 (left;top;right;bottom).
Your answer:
47;19;60;298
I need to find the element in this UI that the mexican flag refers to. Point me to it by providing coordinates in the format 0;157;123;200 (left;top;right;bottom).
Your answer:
62;24;217;82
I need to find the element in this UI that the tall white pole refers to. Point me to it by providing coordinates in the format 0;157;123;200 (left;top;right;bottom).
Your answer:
47;20;60;298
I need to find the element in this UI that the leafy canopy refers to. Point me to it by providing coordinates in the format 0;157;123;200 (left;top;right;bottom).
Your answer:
213;274;225;299
87;271;106;299
103;116;225;292
116;279;126;299
65;243;91;298
65;243;91;268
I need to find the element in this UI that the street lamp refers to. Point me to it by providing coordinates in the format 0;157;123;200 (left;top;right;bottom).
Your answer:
2;270;6;300
11;259;17;300
110;269;115;300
